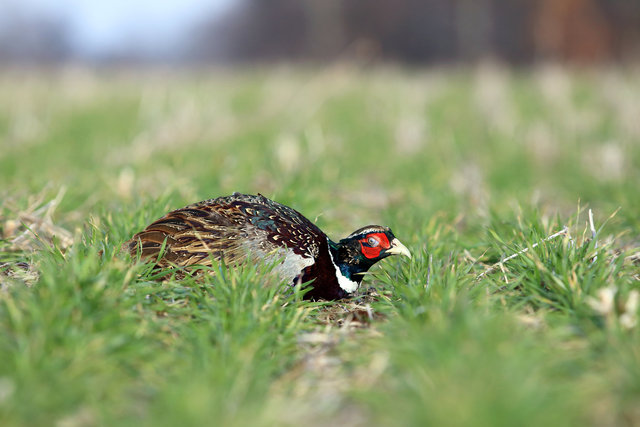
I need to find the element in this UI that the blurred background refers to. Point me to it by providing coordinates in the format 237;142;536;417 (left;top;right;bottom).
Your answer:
2;0;640;65
2;0;640;227
2;4;640;425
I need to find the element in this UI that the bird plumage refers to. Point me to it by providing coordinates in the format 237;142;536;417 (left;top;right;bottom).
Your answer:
125;193;411;300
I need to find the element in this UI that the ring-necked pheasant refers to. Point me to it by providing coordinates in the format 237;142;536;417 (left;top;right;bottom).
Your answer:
125;193;411;300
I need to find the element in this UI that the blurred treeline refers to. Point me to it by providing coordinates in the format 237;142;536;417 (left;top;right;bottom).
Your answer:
2;0;640;64
199;0;640;64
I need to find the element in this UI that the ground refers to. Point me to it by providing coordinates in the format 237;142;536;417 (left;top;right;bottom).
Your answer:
0;64;639;426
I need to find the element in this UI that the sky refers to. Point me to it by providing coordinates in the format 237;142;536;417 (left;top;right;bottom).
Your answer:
7;0;232;56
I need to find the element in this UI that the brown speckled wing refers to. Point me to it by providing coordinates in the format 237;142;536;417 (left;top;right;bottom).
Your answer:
125;193;327;269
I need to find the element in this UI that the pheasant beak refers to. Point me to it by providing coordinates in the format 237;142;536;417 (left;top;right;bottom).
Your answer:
386;238;412;259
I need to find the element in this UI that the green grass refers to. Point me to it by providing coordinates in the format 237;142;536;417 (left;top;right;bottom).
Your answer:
1;64;639;426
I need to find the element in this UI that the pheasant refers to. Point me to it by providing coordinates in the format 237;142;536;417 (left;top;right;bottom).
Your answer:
125;193;411;300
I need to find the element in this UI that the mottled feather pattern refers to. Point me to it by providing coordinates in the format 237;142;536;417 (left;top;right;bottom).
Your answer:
126;193;325;270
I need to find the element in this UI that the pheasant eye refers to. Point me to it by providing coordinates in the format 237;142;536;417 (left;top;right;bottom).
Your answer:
367;236;379;247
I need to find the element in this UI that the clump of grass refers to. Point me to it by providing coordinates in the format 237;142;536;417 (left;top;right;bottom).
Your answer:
475;209;639;332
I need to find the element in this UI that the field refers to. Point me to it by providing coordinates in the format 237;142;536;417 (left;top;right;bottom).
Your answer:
1;64;639;426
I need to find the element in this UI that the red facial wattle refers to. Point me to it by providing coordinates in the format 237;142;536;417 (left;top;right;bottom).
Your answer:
359;233;391;259
361;244;382;259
